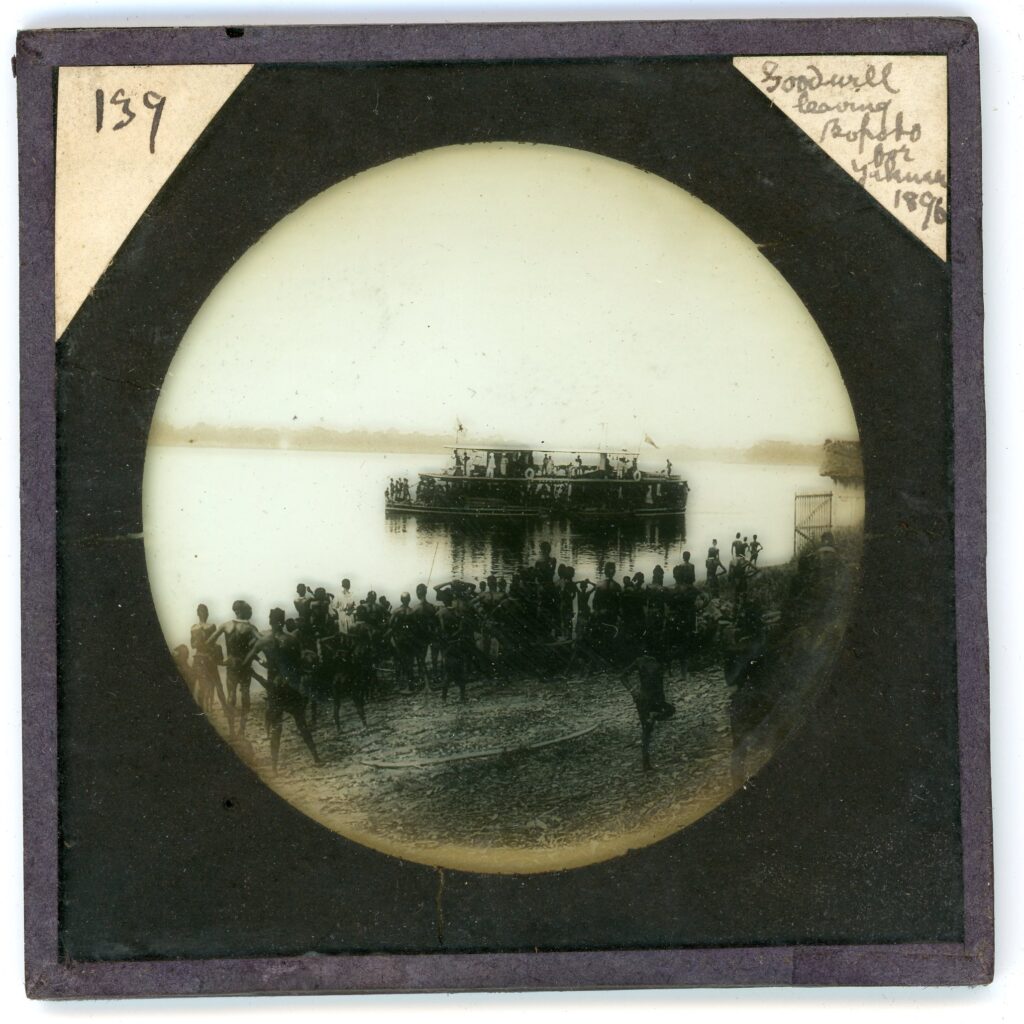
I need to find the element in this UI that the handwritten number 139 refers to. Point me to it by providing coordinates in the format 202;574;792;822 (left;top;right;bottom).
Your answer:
94;88;166;154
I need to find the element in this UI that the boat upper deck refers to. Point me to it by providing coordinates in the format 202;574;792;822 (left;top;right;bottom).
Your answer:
444;445;641;456
439;444;679;480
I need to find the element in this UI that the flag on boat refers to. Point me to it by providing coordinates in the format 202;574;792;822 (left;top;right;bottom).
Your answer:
643;433;659;449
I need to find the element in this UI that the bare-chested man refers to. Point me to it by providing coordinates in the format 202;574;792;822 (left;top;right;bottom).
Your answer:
390;592;419;693
412;583;439;685
592;561;622;625
535;540;557;583
211;600;260;736
749;534;763;565
621;645;676;771
477;575;506;676
643;566;667;655
293;583;316;651
665;564;698;679
584;562;621;666
172;645;195;699
705;539;725;593
309;587;333;639
677;551;696;586
241;607;320;771
190;603;233;731
437;587;471;702
619;570;647;659
556;564;578;640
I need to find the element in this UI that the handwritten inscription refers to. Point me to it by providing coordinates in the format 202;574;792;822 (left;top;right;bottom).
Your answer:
756;59;947;235
94;87;167;154
894;188;946;231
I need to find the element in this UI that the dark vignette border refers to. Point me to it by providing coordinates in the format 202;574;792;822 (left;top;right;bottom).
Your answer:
18;18;990;997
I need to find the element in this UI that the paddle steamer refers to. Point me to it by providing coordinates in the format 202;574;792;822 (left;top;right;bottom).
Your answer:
384;445;688;522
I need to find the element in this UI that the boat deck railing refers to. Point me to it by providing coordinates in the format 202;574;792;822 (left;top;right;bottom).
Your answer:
418;473;686;484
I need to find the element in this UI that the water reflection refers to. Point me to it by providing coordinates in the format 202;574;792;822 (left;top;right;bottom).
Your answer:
389;514;686;583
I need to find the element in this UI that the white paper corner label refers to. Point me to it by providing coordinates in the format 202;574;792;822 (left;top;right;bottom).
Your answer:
732;56;948;260
55;64;253;341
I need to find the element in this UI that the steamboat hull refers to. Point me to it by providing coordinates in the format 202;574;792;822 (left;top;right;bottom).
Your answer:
385;473;688;522
384;502;686;521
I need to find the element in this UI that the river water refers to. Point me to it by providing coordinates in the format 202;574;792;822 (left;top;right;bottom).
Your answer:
143;447;831;647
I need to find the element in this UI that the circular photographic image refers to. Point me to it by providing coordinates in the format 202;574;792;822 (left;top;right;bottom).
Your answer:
143;142;862;873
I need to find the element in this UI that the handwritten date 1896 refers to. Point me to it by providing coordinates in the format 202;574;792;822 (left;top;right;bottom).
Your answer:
94;88;166;155
894;189;947;232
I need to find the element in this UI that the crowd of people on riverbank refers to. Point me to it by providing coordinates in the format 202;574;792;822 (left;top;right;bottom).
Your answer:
174;529;844;771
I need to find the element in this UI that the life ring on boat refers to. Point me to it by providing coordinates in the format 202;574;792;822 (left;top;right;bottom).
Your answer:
632;469;642;481
525;467;536;479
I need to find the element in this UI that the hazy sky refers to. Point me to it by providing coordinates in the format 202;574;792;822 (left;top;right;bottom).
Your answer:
154;142;858;450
